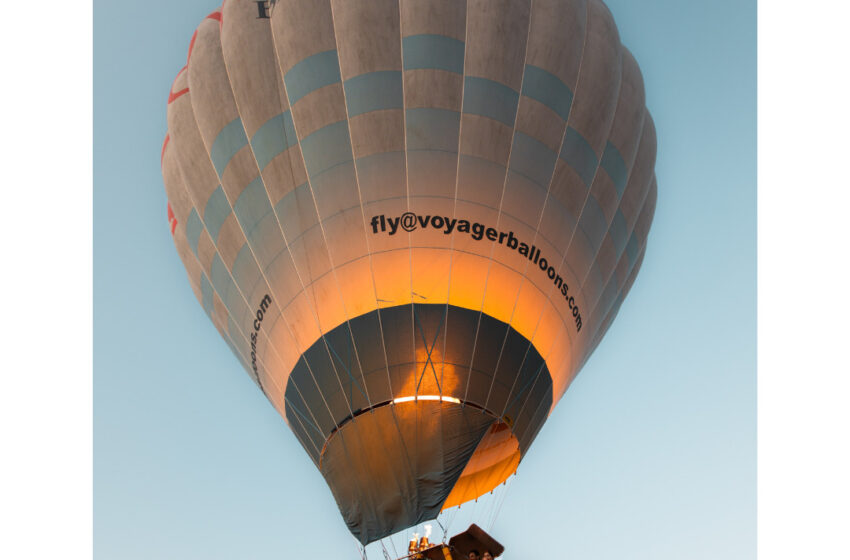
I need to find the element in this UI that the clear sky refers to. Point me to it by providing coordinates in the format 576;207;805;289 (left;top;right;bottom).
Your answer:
94;1;755;558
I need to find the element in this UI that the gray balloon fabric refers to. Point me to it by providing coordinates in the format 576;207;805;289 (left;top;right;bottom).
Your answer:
162;0;657;545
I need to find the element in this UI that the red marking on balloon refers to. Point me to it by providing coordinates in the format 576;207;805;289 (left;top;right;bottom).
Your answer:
167;202;178;235
168;87;189;104
187;12;221;64
168;67;189;104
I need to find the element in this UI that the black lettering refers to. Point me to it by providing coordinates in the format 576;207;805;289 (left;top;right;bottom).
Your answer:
364;211;584;334
387;216;400;235
471;223;485;240
250;294;271;357
443;217;457;234
519;242;529;257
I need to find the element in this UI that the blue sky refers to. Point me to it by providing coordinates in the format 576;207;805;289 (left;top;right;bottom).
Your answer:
94;1;755;558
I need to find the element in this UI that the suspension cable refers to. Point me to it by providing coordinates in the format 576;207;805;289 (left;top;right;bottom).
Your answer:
488;476;514;531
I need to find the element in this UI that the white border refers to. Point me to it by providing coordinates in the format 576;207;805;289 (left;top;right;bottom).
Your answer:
4;1;850;558
759;1;850;557
0;1;93;558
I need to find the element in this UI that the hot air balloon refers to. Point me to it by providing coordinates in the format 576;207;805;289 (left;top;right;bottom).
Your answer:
161;0;657;547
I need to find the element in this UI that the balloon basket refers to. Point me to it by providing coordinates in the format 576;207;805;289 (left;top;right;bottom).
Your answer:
396;524;504;560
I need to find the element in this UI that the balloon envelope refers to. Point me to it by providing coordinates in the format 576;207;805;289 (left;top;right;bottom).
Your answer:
162;0;657;545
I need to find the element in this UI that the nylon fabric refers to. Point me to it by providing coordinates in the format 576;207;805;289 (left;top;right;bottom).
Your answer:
162;0;658;545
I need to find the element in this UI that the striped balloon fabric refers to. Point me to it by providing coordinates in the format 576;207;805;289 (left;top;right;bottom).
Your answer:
162;0;656;545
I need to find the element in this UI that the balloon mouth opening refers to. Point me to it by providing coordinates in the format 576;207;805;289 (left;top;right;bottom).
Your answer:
392;395;461;404
316;398;521;541
320;396;506;456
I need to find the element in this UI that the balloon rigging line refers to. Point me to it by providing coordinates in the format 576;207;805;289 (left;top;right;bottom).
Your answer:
318;3;430;524
261;6;422;520
319;0;398;410
574;63;656;322
351;534;367;560
509;367;549;445
480;1;598;418
187;135;349;463
388;533;398;559
466;0;537;416
577;204;651;366
436;516;448;543
513;16;633;388
572;175;651;347
486;482;506;530
489;475;514;531
182;45;462;559
584;189;654;348
574;121;649;298
166;142;296;411
245;17;421;496
188;40;353;427
165;0;659;548
445;0;472;410
167;147;333;464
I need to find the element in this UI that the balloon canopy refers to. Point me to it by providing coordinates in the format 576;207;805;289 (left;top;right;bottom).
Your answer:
161;0;657;545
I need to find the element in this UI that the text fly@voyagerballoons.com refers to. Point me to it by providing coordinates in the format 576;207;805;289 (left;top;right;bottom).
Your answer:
370;213;582;332
250;294;273;379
